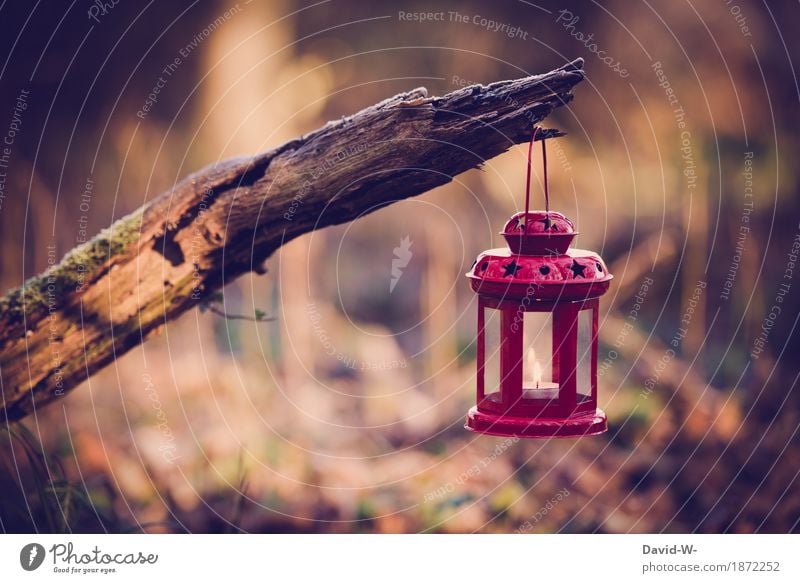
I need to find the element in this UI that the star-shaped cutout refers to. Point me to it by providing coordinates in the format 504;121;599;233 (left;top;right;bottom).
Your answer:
569;260;587;278
503;260;522;278
538;216;559;231
515;216;527;230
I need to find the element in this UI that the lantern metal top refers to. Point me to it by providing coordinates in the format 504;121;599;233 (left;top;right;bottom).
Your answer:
467;209;612;302
466;128;612;302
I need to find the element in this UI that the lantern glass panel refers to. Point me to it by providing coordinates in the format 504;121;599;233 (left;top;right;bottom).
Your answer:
576;308;593;402
482;306;501;399
522;311;556;398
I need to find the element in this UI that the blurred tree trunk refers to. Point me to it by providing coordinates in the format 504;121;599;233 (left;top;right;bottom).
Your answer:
0;59;584;420
200;0;324;391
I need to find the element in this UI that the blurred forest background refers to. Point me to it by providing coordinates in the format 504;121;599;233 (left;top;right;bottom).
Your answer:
1;0;798;533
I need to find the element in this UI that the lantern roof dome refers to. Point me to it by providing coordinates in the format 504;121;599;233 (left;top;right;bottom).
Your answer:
502;210;575;236
501;210;577;255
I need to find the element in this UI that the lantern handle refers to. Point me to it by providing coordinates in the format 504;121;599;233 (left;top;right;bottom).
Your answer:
524;126;550;221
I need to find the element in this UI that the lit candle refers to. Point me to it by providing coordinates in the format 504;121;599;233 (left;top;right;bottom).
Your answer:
526;348;558;395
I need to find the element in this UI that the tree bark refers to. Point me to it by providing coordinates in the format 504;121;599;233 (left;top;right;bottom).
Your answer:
0;59;584;421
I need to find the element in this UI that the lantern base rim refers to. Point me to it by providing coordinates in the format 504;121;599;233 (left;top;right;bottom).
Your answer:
465;406;607;439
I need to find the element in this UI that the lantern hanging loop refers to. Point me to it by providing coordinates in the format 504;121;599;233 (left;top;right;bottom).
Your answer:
523;126;550;220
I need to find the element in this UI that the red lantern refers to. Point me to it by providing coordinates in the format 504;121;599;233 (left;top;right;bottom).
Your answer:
465;129;613;438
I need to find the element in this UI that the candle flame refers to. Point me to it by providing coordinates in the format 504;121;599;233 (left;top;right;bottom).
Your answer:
527;348;543;389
